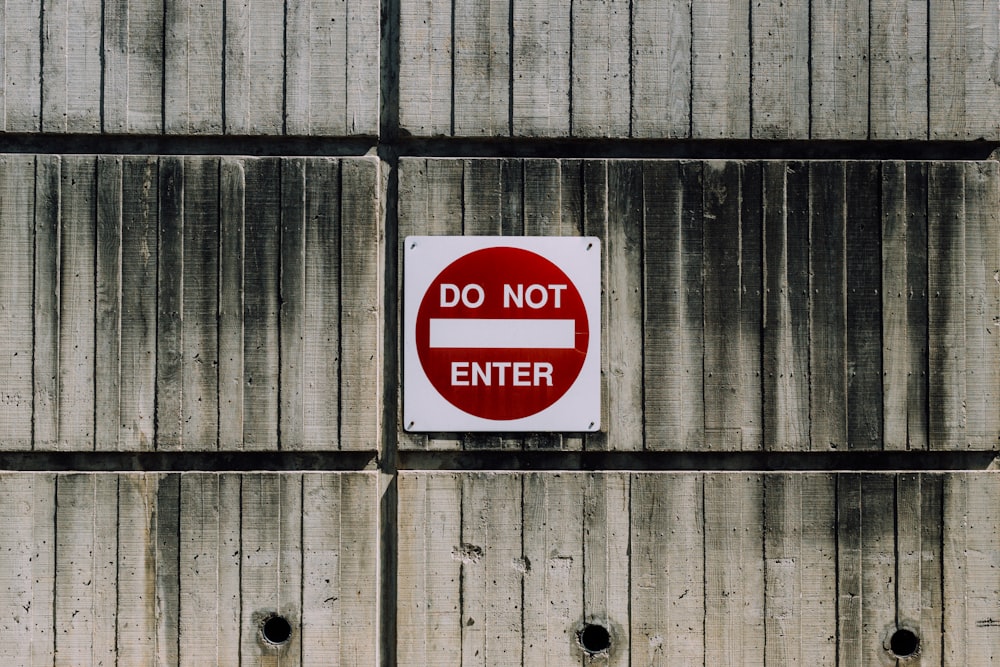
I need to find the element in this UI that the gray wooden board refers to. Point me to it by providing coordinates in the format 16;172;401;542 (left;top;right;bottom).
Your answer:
397;472;1000;666
396;158;1000;451
0;155;380;452
0;472;378;666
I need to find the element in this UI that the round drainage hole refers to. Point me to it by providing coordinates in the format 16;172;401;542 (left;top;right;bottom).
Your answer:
261;615;293;645
578;623;612;654
889;628;919;658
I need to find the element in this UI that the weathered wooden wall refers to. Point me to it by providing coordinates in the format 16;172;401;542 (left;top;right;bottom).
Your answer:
0;472;378;665
0;0;379;135
0;155;381;451
398;158;1000;452
398;471;1000;666
399;0;1000;139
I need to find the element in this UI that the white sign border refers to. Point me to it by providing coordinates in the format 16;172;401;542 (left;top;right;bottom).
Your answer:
403;235;601;432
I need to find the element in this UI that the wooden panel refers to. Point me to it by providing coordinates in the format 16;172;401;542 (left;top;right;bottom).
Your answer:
0;156;35;449
42;0;102;132
452;0;510;135
631;0;690;137
571;0;630;137
396;159;998;450
870;0;927;138
811;0;869;138
751;0;810;138
0;472;379;665
399;0;453;135
512;0;571;136
225;0;284;134
96;157;124;451
691;0;750;137
0;0;41;131
103;0;163;133
399;472;995;666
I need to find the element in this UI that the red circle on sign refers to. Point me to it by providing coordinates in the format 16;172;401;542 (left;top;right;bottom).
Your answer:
415;247;589;421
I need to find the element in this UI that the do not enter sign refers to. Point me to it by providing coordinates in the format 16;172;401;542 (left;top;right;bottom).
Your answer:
404;236;601;432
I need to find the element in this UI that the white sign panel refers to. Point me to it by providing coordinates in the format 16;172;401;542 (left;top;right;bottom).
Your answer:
404;236;601;432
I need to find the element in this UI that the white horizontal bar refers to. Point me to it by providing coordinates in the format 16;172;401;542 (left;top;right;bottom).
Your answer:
429;318;576;349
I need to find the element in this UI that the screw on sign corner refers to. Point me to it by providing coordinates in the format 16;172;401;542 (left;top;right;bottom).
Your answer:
887;628;920;660
577;623;612;655
260;614;293;646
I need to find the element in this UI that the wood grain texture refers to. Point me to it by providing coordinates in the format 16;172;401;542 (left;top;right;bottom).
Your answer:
103;0;164;133
870;0;927;138
0;156;35;449
453;0;510;135
41;0;101;132
225;0;284;134
0;0;41;131
631;0;690;137
572;0;630;137
33;156;60;448
811;0;869;138
751;0;809;137
96;156;124;451
512;0;571;136
164;0;224;133
399;0;453;135
691;0;750;137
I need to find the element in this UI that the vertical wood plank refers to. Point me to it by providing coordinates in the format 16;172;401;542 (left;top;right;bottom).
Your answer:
54;475;118;665
605;161;644;451
0;0;41;131
59;156;96;450
763;474;837;665
116;474;181;666
33;156;60;448
156;157;184;450
751;0;809;138
703;161;743;450
0;155;35;449
240;475;303;665
396;473;462;665
302;158;342;449
882;162;908;449
286;0;347;135
225;0;284;133
631;0;690;137
583;473;630;667
692;0;750;137
963;162;1000;448
279;159;306;449
242;158;281;450
642;161;684;451
0;474;55;666
895;474;942;667
218;158;246;450
680;163;705;448
41;0;101;131
572;0;630;137
928;162;966;449
453;0;510;135
182;157;220;449
961;473;1000;663
739;162;764;450
870;0;927;138
846;162;883;449
522;473;585;666
763;163;809;450
178;474;242;667
398;159;463;449
811;0;869;138
345;0;381;136
460;474;523;666
341;158;381;451
512;0;571;136
301;474;378;664
905;163;929;450
582;161;610;450
930;0;1000;138
96;156;123;451
103;0;164;132
704;474;765;666
630;474;704;666
120;157;158;451
809;162;847;451
164;0;224;133
399;0;452;135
